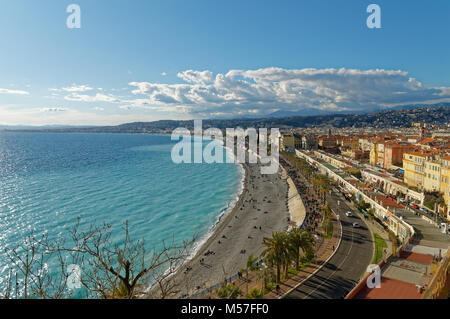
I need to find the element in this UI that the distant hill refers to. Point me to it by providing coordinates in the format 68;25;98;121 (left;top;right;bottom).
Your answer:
4;103;449;133
216;102;450;119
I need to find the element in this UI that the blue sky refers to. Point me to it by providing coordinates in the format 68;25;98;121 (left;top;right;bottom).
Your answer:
1;0;449;125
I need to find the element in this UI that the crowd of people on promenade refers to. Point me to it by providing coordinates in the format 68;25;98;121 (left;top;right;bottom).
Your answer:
280;155;324;235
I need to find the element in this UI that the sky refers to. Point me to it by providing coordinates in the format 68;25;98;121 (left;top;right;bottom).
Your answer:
1;0;450;126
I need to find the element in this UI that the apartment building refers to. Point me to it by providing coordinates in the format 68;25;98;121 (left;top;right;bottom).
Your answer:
383;143;414;169
423;159;441;192
403;151;429;190
370;141;385;167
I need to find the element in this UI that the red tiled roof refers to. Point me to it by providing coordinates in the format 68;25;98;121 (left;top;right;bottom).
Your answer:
419;138;436;144
399;252;434;265
355;277;423;299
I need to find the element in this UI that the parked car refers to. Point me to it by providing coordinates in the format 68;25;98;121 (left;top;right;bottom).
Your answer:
413;204;419;209
352;222;359;228
345;211;352;217
419;207;426;212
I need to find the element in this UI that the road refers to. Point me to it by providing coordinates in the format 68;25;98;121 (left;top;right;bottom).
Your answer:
284;191;374;299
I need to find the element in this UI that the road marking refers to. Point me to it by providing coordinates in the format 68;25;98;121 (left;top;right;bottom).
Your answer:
302;204;354;299
280;201;343;299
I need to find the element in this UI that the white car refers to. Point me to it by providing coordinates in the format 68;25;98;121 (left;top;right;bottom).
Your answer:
345;211;352;217
352;222;359;228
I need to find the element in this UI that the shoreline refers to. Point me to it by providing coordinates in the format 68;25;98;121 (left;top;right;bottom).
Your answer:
147;159;291;298
183;159;247;266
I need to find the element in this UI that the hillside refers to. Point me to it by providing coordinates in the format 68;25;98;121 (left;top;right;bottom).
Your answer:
5;105;449;133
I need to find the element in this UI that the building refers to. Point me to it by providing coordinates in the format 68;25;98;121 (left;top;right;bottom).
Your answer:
302;135;318;150
293;133;303;150
337;137;360;151
417;138;437;149
318;135;337;149
280;133;295;152
359;137;374;151
370;141;386;167
342;149;369;161
440;156;450;218
424;159;441;192
403;151;432;190
383;143;414;169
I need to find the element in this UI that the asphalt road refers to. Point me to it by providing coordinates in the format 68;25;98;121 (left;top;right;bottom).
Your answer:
284;191;374;299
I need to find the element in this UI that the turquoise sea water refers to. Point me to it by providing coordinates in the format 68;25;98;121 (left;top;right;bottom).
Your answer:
0;132;242;293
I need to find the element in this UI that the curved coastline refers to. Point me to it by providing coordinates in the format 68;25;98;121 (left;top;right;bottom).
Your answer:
144;143;247;295
146;153;291;298
184;159;246;264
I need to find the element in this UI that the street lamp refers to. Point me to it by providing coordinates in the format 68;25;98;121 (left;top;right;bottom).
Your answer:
260;263;268;292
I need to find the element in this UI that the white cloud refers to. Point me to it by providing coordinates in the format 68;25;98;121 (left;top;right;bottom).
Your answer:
64;93;120;103
125;67;450;117
61;85;93;92
0;88;29;95
177;70;213;83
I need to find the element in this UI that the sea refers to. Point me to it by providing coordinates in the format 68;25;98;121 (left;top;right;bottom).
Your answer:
0;132;243;296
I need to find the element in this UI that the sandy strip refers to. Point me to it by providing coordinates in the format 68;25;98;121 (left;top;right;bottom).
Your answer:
148;161;290;298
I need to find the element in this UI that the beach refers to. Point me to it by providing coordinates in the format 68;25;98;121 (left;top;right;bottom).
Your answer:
150;159;291;298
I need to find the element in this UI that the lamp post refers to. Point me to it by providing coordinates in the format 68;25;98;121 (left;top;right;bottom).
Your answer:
260;263;268;292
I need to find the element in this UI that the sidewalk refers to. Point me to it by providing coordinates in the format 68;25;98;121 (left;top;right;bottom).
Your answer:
280;166;307;231
263;215;342;299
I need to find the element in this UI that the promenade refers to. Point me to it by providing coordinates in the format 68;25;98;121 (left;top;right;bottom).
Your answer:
264;214;341;299
281;166;307;230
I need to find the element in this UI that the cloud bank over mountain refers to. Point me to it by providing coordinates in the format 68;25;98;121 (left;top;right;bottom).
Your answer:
122;67;450;117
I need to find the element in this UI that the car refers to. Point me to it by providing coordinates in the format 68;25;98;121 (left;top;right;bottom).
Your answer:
345;211;352;217
413;204;419;209
352;222;359;228
419;207;426;212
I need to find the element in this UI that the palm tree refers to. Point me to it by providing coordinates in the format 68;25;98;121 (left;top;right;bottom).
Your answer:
261;232;289;283
288;229;314;270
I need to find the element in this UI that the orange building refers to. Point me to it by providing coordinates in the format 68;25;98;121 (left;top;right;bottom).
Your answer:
383;143;414;169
